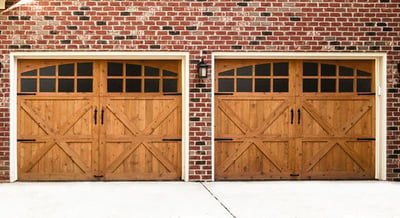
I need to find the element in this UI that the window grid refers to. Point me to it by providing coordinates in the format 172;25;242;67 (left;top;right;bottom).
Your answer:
302;62;373;93
217;63;289;93
106;62;179;93
19;63;93;93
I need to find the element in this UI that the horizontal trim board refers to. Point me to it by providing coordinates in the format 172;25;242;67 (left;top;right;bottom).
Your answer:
11;52;188;60
213;52;386;60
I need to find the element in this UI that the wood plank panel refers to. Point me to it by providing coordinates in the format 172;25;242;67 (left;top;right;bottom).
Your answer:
17;97;98;181
215;59;375;180
215;96;294;180
17;59;182;181
101;96;182;180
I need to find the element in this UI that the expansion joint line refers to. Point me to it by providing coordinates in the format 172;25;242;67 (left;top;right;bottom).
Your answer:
200;182;236;218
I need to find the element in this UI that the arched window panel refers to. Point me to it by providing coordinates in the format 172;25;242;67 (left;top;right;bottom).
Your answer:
302;62;372;94
106;62;179;94
19;62;93;93
216;62;289;93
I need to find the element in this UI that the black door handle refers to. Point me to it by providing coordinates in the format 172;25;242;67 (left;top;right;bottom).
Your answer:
94;108;97;125
290;109;294;124
298;109;301;124
101;108;104;125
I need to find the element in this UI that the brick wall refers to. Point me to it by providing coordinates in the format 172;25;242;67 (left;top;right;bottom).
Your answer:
0;0;399;181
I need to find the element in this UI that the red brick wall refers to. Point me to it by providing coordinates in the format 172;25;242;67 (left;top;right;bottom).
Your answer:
0;0;399;181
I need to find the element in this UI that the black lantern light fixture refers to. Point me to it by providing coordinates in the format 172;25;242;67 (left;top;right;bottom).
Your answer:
197;58;208;78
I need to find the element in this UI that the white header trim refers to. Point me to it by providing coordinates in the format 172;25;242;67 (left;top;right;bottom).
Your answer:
11;52;188;60
213;52;387;60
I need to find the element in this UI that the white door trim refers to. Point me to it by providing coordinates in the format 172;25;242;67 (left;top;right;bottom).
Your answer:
10;52;190;182
211;52;387;181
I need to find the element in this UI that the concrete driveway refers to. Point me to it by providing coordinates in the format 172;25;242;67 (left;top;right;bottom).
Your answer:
0;181;399;218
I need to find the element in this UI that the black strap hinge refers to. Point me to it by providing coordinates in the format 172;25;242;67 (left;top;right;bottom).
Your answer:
215;93;233;96
357;93;375;96
17;93;36;96
215;138;233;141
163;93;182;96
162;138;182;142
17;139;36;142
357;138;375;141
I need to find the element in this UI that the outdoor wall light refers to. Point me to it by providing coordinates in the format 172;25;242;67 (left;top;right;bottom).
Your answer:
197;58;208;78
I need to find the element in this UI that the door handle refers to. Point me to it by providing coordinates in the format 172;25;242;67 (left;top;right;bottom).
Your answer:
290;109;294;124
94;108;98;125
298;109;301;124
101;108;104;125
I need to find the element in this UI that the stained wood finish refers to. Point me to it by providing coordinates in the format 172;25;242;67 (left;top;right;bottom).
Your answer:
100;96;182;180
17;60;182;181
215;59;375;180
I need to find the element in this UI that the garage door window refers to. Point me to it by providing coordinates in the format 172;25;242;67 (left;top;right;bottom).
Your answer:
107;62;179;93
20;62;93;93
303;62;372;93
217;62;289;93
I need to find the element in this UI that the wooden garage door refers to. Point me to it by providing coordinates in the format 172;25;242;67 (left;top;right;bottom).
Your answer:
17;60;182;181
215;60;375;180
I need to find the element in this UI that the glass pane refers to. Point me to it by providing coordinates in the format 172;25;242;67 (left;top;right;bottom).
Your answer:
21;79;37;92
255;64;270;76
21;70;37;76
321;64;336;76
339;66;353;76
59;64;74;76
126;64;141;76
163;70;178;77
237;66;252;76
303;62;318;76
273;63;288;76
77;79;93;92
255;79;270;92
107;79;123;92
126;79;141;92
107;62;123;76
237;79;252;92
273;79;288;92
77;63;93;76
145;66;159;76
357;79;371;92
303;79;318;92
145;79;160;92
357;70;371;76
40;79;55;92
321;79;336;92
40;66;56;76
339;79;353;92
219;70;234;76
218;79;234;92
163;79;178;92
58;79;74;92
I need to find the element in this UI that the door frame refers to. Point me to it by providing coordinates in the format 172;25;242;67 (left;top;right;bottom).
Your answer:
10;52;190;182
212;52;387;181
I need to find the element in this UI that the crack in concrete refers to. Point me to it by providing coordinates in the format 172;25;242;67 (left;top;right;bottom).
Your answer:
201;182;236;218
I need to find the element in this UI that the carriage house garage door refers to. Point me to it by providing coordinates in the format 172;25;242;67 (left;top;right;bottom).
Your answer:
17;60;182;181
215;60;375;180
